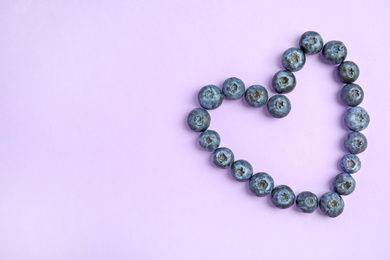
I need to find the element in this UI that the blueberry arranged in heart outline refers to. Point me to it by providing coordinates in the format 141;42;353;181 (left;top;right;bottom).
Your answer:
186;31;370;217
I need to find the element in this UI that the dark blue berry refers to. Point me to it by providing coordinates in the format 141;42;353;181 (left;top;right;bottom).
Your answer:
271;185;295;209
222;77;245;100
296;191;318;213
299;31;324;54
333;173;356;196
199;130;220;152
245;85;268;108
344;107;370;131
344;132;367;154
281;47;306;72
340;84;364;107
319;192;344;217
340;154;361;174
322;41;347;64
198;85;223;110
337;61;360;83
230;160;253;182
187;108;211;132
272;70;296;94
212;147;234;169
248;172;274;197
267;94;291;118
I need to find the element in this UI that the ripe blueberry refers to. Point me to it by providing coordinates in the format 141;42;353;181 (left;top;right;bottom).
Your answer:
319;192;344;217
344;106;370;131
212;147;234;169
248;172;274;197
271;185;295;209
281;47;306;72
296;191;318;213
322;41;347;64
340;154;361;174
340;83;364;107
299;31;324;54
333;173;356;196
272;70;296;94
344;132;367;154
187;108;211;132
267;94;291;118
222;77;245;100
198;85;223;110
230;160;253;182
337;61;360;83
245;85;268;108
199;130;221;152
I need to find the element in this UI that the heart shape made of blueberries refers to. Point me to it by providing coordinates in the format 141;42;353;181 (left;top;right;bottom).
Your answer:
187;31;370;218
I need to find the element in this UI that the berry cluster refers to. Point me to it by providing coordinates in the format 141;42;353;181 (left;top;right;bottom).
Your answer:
186;31;369;217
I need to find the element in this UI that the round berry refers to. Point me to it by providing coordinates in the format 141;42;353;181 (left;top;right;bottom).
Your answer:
344;107;370;132
230;160;253;182
299;31;324;54
187;108;211;132
322;41;347;64
340;154;361;174
319;192;344;217
245;85;268;108
199;130;220;152
337;61;360;83
344;132;368;154
267;94;291;118
272;70;296;94
340;84;364;107
333;173;356;196
222;77;245;100
212;147;234;169
271;185;295;209
296;191;318;213
281;47;306;72
248;172;274;197
198;85;223;110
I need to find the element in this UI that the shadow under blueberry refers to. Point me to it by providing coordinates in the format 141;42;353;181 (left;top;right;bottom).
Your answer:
244;180;254;196
183;112;195;133
335;89;345;106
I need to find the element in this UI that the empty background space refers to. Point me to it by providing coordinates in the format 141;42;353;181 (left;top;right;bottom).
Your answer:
0;0;389;259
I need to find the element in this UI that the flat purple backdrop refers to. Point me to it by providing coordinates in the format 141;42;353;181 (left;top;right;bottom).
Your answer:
1;1;389;259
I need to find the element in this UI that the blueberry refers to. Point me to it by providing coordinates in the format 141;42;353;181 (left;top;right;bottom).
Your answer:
271;185;295;209
248;172;274;197
340;154;361;174
337;61;360;83
319;192;344;217
322;41;347;64
198;85;223;110
340;83;364;107
299;31;324;54
272;70;296;94
344;107;370;131
267;94;291;118
244;85;268;108
230;160;253;182
296;191;318;213
333;173;356;196
344;132;367;154
199;130;220;152
281;48;306;72
187;108;211;132
212;147;234;169
222;77;245;100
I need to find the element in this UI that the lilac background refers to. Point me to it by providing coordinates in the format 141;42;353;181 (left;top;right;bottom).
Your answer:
1;1;389;259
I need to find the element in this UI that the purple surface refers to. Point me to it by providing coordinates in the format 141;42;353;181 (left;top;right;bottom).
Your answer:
0;1;389;259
